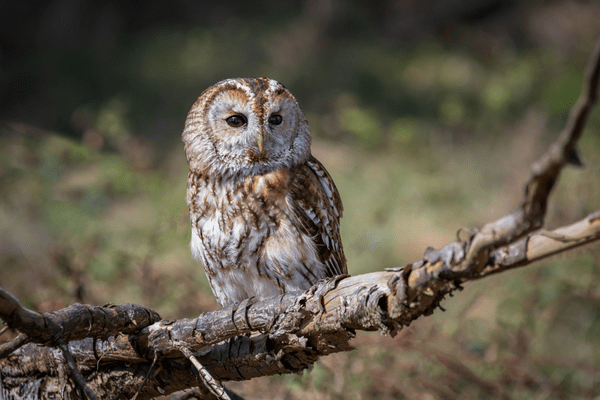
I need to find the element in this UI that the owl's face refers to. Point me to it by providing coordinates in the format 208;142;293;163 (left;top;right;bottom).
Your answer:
183;78;312;177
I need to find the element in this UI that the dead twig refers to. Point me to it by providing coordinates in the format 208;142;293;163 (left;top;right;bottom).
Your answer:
58;340;99;400
131;353;159;400
0;333;28;358
179;345;232;400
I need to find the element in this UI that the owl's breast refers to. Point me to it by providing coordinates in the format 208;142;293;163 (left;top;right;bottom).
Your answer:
187;168;327;305
187;169;293;263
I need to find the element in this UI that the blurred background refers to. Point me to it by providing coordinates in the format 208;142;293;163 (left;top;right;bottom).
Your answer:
1;0;600;398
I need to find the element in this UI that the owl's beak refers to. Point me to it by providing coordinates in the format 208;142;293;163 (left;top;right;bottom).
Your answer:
257;133;264;153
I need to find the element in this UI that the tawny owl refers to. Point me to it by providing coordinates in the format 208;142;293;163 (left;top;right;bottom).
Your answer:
183;77;346;307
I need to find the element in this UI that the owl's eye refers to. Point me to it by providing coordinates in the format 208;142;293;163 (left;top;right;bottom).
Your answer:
268;114;283;126
226;114;247;128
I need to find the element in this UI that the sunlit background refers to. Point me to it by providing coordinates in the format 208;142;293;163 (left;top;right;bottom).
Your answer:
1;0;600;398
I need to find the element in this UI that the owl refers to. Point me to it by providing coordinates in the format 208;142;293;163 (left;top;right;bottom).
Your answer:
182;77;347;307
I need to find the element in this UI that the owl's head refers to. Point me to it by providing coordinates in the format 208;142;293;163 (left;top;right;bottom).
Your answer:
182;77;312;177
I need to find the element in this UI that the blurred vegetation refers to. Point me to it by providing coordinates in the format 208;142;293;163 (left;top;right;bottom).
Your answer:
1;0;600;398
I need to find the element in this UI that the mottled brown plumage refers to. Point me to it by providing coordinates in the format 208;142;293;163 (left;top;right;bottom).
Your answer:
183;77;346;307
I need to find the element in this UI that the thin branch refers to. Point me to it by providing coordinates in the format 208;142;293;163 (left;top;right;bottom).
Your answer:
0;333;28;358
131;353;158;400
57;340;99;400
179;346;232;400
489;210;600;271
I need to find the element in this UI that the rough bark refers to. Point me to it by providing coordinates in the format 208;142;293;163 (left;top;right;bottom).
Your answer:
1;35;599;400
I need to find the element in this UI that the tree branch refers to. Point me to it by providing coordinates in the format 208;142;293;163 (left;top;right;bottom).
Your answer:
463;36;600;271
0;290;161;352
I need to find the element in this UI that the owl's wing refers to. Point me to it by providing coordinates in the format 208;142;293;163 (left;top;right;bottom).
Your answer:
289;155;347;277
